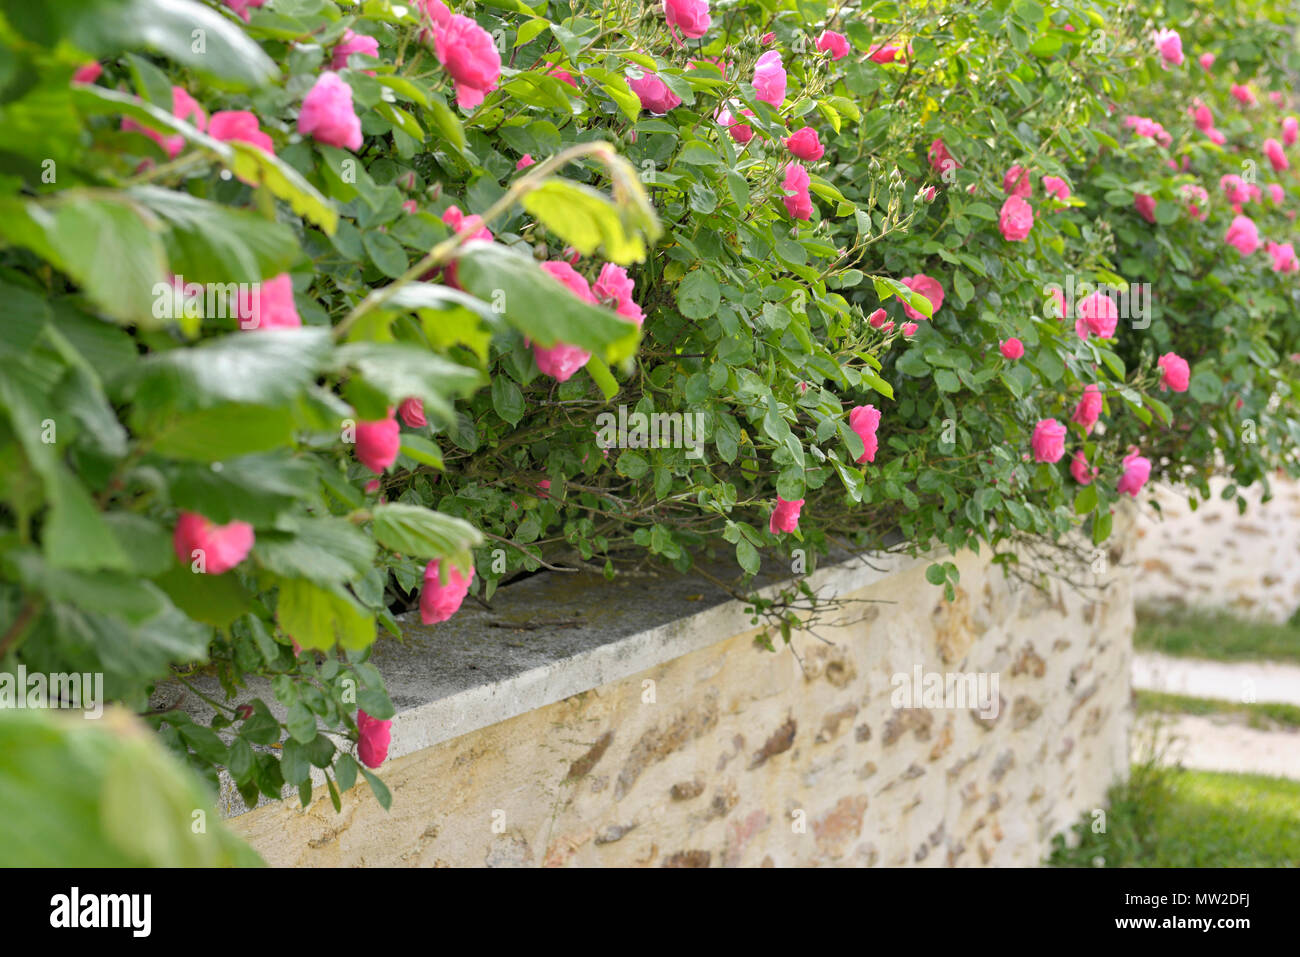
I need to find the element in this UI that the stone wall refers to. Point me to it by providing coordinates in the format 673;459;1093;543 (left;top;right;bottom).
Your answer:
228;526;1134;868
1133;477;1300;623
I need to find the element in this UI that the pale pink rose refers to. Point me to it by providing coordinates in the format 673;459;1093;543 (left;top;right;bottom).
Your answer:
1156;352;1190;392
1003;165;1032;198
1075;291;1118;340
1231;84;1256;106
236;273;301;330
769;496;804;534
867;308;888;328
1125;115;1171;146
173;511;254;574
122;86;207;159
785;126;824;161
628;71;681;114
1266;241;1299;273
1070;451;1097;485
1182;183;1209;220
72;62;102;84
1031;419;1067;464
356;710;392;768
516;154;535;170
399;397;427;427
1072;384;1103;432
1264;138;1289;172
752;51;787;107
1198;52;1215;70
356;409;401;474
718;103;755;143
332;29;380;71
901;274;944;321
1042;176;1070;200
208;110;274;153
1153;28;1183;66
999;195;1034;241
664;0;711;41
593;262;644;326
223;0;266;22
1224;214;1259;255
421;559;473;624
1134;193;1157;224
433;14;501;109
816;30;850;60
1000;338;1024;360
298;72;362;150
1284;116;1298;147
782;163;813;220
848;405;881;463
1266;183;1284;204
1117;450;1152;497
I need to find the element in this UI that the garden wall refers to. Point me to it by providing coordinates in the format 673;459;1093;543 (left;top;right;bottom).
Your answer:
226;519;1135;867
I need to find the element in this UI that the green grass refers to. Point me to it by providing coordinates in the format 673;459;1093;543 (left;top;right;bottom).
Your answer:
1048;761;1300;867
1134;605;1300;665
1136;690;1300;731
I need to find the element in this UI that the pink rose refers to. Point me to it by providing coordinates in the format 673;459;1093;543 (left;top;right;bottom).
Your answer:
1156;352;1190;392
223;0;266;22
72;62;102;85
516;154;535;170
433;14;502;109
593;262;644;326
298;72;362;150
1182;183;1209;220
628;71;681;114
664;0;711;41
399;397;427;428
1002;165;1032;198
816;30;850;60
420;558;474;624
718;103;755;144
1266;241;1298;273
901;274;944;321
173;511;254;574
1224;215;1259;255
1117;450;1152;497
1072;384;1103;432
868;44;906;64
417;0;452;32
1048;286;1067;320
1231;84;1256;106
1075;291;1118;340
868;308;887;328
999;195;1034;241
1220;174;1250;205
1284;116;1298;147
332;29;380;72
356;710;392;768
1198;52;1215;70
442;205;494;242
531;261;595;381
1266;183;1285;204
848;405;881;463
1205;127;1226;145
760;32;776;45
1134;193;1157;224
902;322;918;336
1031;419;1067;464
122;86;207;159
752;51;787;108
356;409;401;474
1153;28;1183;66
1070;451;1097;485
1000;338;1024;360
1042;176;1070;200
236;273;301;330
928;138;958;175
769;496;804;534
782;163;813;220
1190;100;1214;132
785;126;824;161
208;110;274;153
1264;138;1289;172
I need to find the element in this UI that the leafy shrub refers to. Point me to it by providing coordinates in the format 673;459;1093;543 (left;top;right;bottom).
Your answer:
0;0;1296;813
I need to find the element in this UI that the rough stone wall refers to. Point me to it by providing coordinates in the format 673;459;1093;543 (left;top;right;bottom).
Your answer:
1133;477;1300;623
230;526;1134;868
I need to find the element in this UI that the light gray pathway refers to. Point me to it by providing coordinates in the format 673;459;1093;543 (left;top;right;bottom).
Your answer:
1133;652;1300;707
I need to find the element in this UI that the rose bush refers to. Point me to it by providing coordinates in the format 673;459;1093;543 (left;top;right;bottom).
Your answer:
0;0;1296;818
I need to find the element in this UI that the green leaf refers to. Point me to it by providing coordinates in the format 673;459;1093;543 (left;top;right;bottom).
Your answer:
736;538;760;575
276;577;376;652
1074;483;1098;515
522;178;648;265
152;562;252;627
677;270;720;319
135;329;330;408
334;342;482;425
148;404;295;461
253;518;377;587
925;563;947;586
371;503;482;568
360;766;392;810
491;375;527;425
